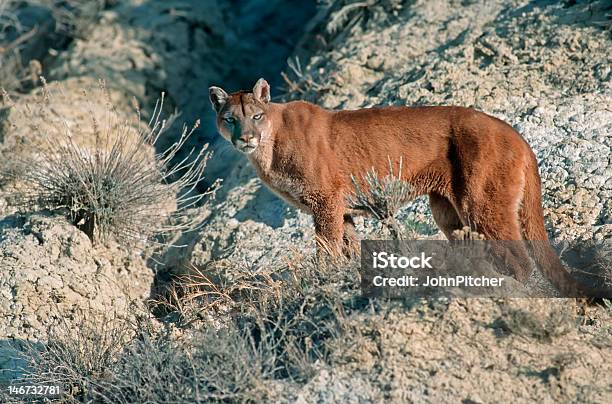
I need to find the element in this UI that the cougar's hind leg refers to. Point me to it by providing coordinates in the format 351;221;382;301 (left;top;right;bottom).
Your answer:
468;203;534;283
429;193;464;239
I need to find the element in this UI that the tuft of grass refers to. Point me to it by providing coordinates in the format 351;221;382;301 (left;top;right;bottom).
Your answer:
280;56;331;100
16;308;137;403
348;157;414;239
150;261;281;328
499;305;576;342
4;79;218;246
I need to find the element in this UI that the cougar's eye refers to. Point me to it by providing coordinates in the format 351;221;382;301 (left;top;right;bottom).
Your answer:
253;113;263;121
223;117;235;124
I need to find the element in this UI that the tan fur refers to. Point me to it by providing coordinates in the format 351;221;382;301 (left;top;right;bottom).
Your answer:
209;79;593;296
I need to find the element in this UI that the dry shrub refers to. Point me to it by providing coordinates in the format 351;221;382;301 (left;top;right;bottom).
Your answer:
348;157;415;239
150;261;281;328
3;80;218;245
157;249;360;324
105;326;289;403
152;249;364;385
14;309;286;402
15;308;139;403
281;56;331;99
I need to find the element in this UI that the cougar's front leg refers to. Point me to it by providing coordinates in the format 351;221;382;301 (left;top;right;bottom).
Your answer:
309;193;345;257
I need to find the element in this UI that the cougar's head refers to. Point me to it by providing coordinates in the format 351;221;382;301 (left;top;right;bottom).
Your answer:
208;78;272;154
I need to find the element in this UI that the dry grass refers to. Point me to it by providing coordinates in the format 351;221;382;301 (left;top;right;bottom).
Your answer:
11;255;609;402
280;56;331;100
152;250;364;387
151;261;282;328
2;80;218;246
12;306;290;402
499;304;576;342
17;309;136;402
10;251;364;402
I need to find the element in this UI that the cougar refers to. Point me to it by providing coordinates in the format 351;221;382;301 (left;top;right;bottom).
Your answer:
209;78;600;297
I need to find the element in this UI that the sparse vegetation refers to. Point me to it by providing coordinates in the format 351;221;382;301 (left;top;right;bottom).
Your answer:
18;309;136;402
1;1;610;403
348;157;414;239
3;80;218;245
14;310;290;402
11;252;363;402
12;250;609;402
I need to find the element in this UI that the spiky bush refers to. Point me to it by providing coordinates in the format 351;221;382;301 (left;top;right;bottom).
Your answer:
348;157;414;239
14;310;135;403
5;80;217;245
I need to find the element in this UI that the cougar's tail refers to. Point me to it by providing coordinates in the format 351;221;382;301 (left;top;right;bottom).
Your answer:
519;158;600;297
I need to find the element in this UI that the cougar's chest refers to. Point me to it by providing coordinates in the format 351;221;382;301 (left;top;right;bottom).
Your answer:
256;165;310;212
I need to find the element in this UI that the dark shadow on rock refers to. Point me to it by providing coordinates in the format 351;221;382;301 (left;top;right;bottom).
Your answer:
0;338;42;385
0;214;27;242
234;184;288;229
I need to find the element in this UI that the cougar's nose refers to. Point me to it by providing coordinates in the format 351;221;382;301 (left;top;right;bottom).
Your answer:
240;133;254;143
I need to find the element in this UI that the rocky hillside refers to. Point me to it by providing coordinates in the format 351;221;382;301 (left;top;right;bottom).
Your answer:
0;0;316;383
184;0;611;287
0;0;610;402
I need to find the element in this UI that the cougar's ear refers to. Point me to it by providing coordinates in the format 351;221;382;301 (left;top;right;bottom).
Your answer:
252;78;270;104
209;86;228;112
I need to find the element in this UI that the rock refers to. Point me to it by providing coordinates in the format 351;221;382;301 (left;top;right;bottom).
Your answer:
0;213;153;382
180;1;611;289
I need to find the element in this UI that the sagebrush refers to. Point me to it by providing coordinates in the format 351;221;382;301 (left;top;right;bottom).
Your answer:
3;80;217;245
348;157;414;239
